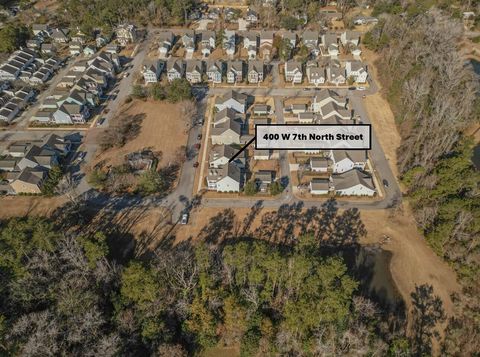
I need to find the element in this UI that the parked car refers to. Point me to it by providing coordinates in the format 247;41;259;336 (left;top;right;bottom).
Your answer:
96;118;105;126
197;134;202;140
382;179;389;187
357;86;366;91
348;86;356;90
193;162;199;168
180;213;189;225
194;143;201;150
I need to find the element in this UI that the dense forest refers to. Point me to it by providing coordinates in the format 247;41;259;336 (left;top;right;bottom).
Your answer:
365;0;480;354
0;203;450;356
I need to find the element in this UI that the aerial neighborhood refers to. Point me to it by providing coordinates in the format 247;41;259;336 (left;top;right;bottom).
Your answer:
0;1;378;199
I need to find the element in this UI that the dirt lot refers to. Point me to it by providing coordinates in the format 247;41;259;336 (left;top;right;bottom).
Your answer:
0;196;68;219
91;100;188;169
362;49;402;178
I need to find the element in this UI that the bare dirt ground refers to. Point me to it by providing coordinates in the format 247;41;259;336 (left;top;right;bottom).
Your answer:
91;100;188;169
363;49;402;178
0;196;68;219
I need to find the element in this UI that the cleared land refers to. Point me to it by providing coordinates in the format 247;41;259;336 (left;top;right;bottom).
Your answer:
0;196;68;219
91;100;188;169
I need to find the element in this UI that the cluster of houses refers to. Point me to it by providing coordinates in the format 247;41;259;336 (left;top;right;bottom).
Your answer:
31;52;120;124
305;150;376;197
0;134;71;194
286;59;368;85
0;87;35;123
206;90;253;192
285;89;352;124
142;58;267;85
188;5;258;24
0;48;62;84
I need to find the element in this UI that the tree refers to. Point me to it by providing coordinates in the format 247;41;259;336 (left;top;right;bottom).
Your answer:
149;83;166;101
166;78;192;103
244;181;257;196
88;169;108;190
0;24;29;53
410;284;446;356
136;169;168;196
131;84;147;99
269;181;284;195
79;232;109;268
281;16;299;30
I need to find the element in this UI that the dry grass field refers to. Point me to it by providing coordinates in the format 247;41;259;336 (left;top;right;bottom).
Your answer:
92;99;188;169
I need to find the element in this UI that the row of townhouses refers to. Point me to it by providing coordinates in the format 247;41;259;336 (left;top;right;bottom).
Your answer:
0;134;71;194
156;29;360;61
31;52;120;124
142;59;267;84
285;59;368;85
0;87;35;123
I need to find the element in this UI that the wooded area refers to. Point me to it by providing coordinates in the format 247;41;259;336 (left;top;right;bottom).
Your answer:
365;1;480;354
0;205;450;356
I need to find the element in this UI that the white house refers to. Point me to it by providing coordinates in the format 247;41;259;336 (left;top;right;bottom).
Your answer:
223;30;236;56
206;60;223;83
310;157;329;172
306;65;325;86
345;61;368;84
142;60;163;83
207;163;243;192
226;61;244;83
327;65;346;85
340;31;361;47
209;144;244;168
284;61;303;84
310;178;331;195
214;90;247;113
200;31;216;57
330;150;367;173
333;169;375;196
211;119;242;145
185;60;203;84
311;89;347;113
166;59;184;82
158;31;175;57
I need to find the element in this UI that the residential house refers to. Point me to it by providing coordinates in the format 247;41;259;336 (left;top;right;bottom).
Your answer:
345;61;368;84
226;60;244;83
207;163;243;192
105;43;119;54
83;45;96;57
340;31;360;47
10;167;47;194
310;178;331;195
311;89;347;112
302;30;319;55
214;90;247;113
166;59;184;82
32;24;50;37
259;30;274;60
200;31;215;57
206;60;223;83
211;119;242;145
16;145;58;171
284;60;303;83
253;149;271;160
321;33;339;57
26;39;41;50
181;30;196;56
353;16;378;25
306;63;325;86
252;104;268;116
141;60;163;83
158;31;174;57
330;150;367;173
247;61;264;83
333;169;375;196
298;112;316;123
223;30;236;56
41;44;56;55
96;34;109;48
116;24;137;46
224;7;237;22
0;103;19;123
69;42;83;56
310;157;329;172
53;103;90;124
71;30;87;44
243;32;258;59
245;8;258;23
291;103;307;114
214;107;239;126
51;28;69;43
208;8;220;20
185;60;203;84
255;170;274;192
209;144;244;168
327;65;346;85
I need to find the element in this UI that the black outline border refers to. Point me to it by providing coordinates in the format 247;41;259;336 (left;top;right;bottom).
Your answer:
254;124;372;150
